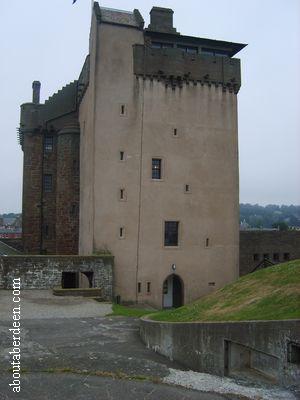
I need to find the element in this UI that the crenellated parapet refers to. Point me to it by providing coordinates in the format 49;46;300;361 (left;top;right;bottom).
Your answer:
133;45;242;93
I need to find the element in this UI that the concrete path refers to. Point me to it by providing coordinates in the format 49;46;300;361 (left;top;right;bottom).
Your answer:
0;290;296;399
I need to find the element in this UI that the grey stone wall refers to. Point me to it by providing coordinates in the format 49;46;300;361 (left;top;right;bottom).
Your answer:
140;318;300;390
0;255;113;301
240;231;300;276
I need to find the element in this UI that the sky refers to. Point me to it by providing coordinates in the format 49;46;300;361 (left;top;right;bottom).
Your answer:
0;0;299;213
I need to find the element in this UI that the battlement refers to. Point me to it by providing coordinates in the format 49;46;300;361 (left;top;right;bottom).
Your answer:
133;45;241;92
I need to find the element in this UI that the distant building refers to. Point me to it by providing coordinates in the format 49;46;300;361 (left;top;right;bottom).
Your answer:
239;230;300;276
19;4;246;308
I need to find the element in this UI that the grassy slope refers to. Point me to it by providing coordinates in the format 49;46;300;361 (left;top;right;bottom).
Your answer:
150;260;300;322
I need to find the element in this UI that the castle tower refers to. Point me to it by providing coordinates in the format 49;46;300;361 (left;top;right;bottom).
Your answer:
78;4;246;307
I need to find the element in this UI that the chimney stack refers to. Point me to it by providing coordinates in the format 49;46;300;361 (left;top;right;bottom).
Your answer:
148;7;178;34
32;81;41;104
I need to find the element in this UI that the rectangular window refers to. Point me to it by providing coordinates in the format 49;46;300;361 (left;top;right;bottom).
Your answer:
253;254;259;261
43;174;53;193
185;184;190;193
205;238;209;247
151;41;173;49
120;189;125;200
44;136;53;152
137;282;141;294
152;158;162;179
284;253;290;261
177;44;198;54
263;253;269;260
202;47;229;57
120;151;124;161
120;104;126;116
164;221;179;246
119;227;125;238
273;253;280;261
147;282;151;293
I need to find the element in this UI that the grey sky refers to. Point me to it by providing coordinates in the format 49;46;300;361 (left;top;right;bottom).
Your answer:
1;0;299;213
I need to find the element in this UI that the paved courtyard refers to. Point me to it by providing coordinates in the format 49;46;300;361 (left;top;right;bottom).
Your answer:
0;290;297;400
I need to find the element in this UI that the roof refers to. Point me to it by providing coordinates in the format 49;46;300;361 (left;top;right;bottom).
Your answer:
94;4;144;29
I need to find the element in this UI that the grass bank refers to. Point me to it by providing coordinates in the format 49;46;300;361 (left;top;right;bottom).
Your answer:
149;260;300;322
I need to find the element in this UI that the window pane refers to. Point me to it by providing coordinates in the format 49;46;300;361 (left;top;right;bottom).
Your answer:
164;221;179;246
44;174;53;192
44;136;53;152
152;158;161;179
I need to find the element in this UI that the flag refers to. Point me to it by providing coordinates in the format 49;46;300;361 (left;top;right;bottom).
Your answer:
72;0;77;4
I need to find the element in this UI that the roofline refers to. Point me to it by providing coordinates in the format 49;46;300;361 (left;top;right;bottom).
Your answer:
145;30;247;56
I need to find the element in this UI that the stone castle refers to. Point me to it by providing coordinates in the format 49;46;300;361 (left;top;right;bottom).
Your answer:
19;3;246;308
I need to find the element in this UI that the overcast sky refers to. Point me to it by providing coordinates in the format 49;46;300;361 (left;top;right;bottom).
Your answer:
0;0;299;213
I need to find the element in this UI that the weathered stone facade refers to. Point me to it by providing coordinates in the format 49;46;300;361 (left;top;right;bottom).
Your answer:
20;82;79;255
20;3;246;307
0;255;113;301
240;230;300;276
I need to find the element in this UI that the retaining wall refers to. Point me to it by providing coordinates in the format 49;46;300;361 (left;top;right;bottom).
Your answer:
140;318;300;390
0;255;113;301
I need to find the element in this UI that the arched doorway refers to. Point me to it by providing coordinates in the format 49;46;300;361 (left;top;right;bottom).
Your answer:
163;274;184;308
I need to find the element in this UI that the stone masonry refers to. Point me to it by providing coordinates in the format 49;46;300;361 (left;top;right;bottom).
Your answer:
0;255;113;301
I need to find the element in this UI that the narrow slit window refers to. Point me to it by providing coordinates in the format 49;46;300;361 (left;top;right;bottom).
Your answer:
185;184;190;193
120;104;126;116
206;238;209;247
147;282;151;293
119;227;125;238
173;128;178;137
138;282;141;294
120;189;125;200
120;151;124;161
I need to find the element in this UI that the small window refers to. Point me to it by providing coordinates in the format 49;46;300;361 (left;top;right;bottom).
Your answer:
119;227;125;238
120;151;125;161
120;104;126;116
284;253;290;261
208;282;215;286
185;184;191;193
151;41;173;49
263;253;269;260
273;253;280;261
137;282;141;294
164;221;179;247
177;44;198;54
43;174;53;193
253;254;259;261
205;238;209;247
44;136;53;152
147;282;151;293
119;188;126;201
173;128;178;137
152;158;162;180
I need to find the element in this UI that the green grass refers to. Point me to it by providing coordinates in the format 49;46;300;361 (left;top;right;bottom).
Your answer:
149;260;300;322
108;304;155;318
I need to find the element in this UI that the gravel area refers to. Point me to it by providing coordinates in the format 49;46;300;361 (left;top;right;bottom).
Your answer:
164;369;297;400
0;290;112;320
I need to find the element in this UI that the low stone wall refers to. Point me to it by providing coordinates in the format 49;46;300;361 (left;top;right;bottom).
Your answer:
0;255;113;301
140;318;300;390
